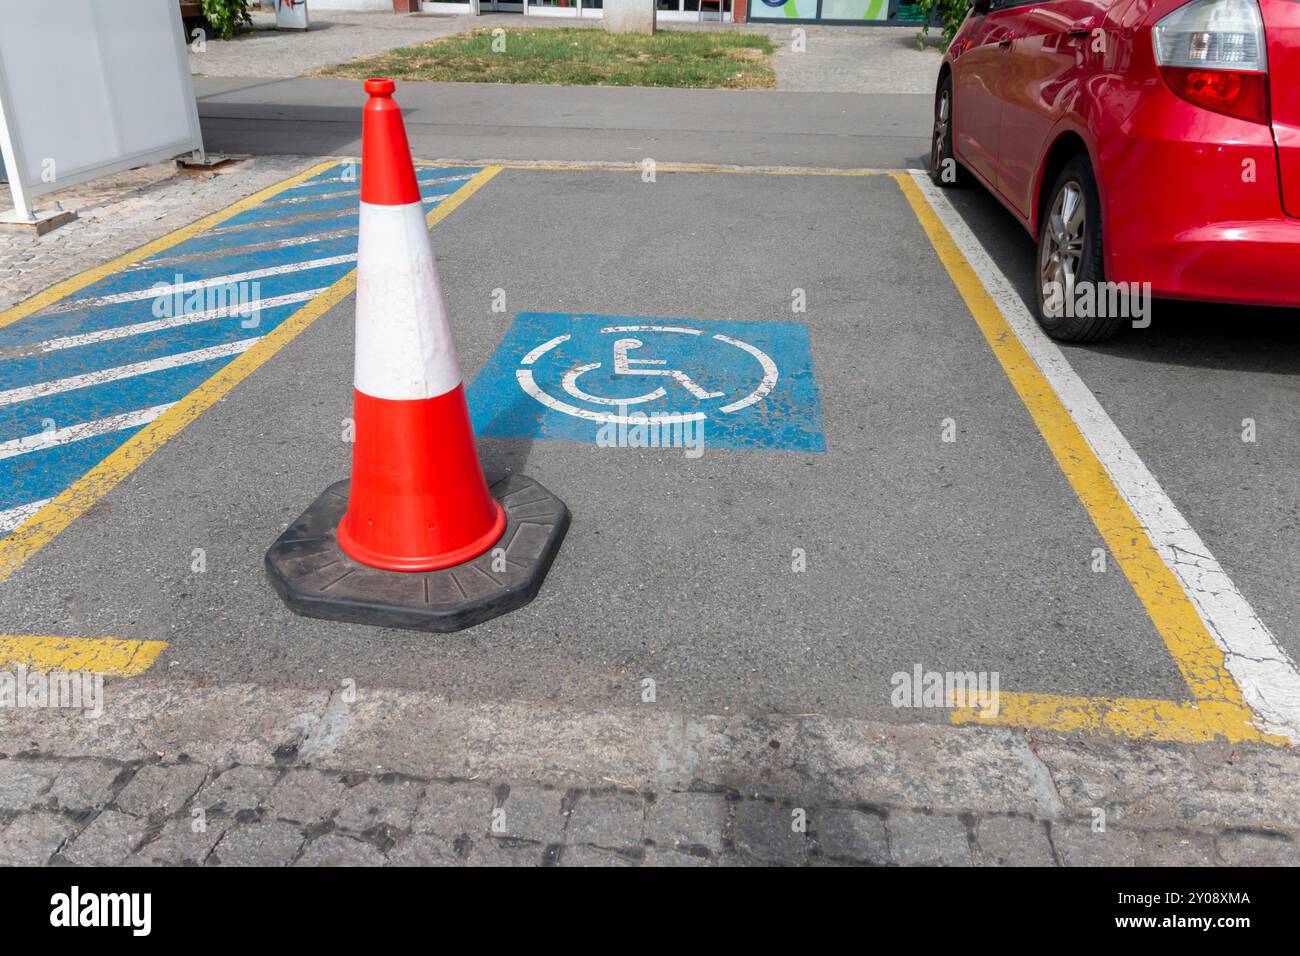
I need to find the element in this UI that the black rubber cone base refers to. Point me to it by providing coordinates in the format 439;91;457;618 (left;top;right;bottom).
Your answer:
265;474;569;633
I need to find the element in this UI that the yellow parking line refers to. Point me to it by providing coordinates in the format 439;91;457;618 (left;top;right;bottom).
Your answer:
0;635;167;677
0;160;340;332
892;172;1263;743
951;691;1283;744
0;166;502;584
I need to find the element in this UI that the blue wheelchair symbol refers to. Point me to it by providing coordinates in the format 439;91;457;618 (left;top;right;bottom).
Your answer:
468;313;826;453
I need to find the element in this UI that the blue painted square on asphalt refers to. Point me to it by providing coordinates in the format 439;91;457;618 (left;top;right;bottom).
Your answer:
467;313;825;453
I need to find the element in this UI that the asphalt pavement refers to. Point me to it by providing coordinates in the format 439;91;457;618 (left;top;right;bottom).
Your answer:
2;81;1294;724
1;73;1298;867
942;184;1300;666
0;167;1196;718
192;76;933;170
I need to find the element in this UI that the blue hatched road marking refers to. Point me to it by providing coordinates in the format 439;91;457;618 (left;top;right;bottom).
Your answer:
0;161;485;532
0;360;228;445
0;268;343;348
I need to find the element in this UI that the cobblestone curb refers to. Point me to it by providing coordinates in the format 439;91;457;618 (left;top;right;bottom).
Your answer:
0;682;1296;866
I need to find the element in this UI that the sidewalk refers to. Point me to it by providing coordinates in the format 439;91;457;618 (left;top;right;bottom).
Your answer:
187;10;941;94
1;682;1297;866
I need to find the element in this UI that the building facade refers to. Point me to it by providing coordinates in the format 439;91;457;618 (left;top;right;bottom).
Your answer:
745;0;926;23
303;0;928;25
418;0;733;23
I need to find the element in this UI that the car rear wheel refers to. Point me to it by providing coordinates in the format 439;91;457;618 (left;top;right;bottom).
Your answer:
1034;156;1124;342
929;76;973;188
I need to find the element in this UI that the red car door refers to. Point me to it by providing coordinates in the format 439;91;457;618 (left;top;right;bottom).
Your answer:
998;0;1114;219
952;2;1028;187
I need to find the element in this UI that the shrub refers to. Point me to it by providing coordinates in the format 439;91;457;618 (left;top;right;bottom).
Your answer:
201;0;253;40
915;0;972;49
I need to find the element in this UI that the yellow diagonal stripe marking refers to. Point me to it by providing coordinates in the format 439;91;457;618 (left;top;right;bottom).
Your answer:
893;173;1243;712
0;165;503;583
0;635;167;677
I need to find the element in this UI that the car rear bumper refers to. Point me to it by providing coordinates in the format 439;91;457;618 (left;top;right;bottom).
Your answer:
1098;92;1300;307
1109;218;1300;308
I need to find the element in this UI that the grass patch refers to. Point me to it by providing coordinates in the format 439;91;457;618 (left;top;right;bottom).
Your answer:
318;28;776;90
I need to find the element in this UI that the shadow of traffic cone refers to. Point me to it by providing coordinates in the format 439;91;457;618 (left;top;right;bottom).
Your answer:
265;78;569;632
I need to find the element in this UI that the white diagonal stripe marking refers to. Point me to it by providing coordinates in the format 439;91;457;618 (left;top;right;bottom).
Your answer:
43;255;356;314
0;404;175;460
0;339;259;407
0;499;51;535
3;289;324;358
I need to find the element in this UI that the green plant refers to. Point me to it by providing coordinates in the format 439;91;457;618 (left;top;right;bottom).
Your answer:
915;0;972;48
201;0;252;40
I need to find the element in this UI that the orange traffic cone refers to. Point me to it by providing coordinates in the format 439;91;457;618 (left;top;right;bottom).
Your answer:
336;77;505;572
265;78;568;632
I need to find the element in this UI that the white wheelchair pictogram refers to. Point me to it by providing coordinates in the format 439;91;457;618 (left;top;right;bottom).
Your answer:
516;324;778;425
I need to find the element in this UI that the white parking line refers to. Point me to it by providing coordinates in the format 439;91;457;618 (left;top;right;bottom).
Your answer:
0;404;175;460
0;339;260;407
911;170;1300;742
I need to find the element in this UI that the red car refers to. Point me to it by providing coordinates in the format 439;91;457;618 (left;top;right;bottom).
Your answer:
930;0;1299;341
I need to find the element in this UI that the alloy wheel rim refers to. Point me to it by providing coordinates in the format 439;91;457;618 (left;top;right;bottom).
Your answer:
1040;181;1085;302
932;91;950;173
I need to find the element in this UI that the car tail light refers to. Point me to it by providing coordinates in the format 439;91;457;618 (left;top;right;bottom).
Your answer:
1153;0;1270;124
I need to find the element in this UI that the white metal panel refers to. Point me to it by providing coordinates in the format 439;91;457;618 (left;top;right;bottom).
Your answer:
0;0;203;216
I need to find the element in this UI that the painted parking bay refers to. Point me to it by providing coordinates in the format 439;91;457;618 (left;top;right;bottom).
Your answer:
0;162;483;537
0;165;1238;744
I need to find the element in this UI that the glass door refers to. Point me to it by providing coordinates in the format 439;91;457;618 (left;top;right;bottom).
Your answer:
524;0;582;15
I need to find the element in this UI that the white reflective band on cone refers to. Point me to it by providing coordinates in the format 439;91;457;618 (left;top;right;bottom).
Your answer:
354;201;463;401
